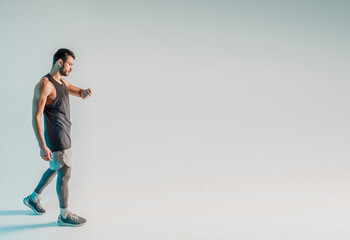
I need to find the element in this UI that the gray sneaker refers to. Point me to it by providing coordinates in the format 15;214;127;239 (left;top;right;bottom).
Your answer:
58;212;87;227
23;196;46;215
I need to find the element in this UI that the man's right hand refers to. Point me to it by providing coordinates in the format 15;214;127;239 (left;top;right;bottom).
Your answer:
40;146;53;161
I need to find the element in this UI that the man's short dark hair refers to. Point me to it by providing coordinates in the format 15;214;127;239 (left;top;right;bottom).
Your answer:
53;48;75;65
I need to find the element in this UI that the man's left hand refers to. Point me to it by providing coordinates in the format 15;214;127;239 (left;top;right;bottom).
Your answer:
81;88;92;99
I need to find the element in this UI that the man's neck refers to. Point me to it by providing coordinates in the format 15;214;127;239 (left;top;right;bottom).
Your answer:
49;69;62;83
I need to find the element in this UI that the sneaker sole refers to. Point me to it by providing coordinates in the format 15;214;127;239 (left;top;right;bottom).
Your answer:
58;218;86;227
23;198;45;215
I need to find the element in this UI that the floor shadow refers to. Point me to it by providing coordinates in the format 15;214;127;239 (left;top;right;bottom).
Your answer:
0;210;36;216
0;221;57;235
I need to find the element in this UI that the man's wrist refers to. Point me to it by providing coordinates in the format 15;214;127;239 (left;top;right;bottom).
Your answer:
39;143;47;149
79;89;84;98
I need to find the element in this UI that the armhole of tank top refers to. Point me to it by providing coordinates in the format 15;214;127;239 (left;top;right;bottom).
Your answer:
45;80;59;107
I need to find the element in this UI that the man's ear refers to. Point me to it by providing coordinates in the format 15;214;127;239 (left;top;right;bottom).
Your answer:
57;59;63;66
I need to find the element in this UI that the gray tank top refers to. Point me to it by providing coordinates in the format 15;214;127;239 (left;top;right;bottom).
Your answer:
44;73;71;151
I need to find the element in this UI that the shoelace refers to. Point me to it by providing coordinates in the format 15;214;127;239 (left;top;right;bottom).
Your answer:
35;198;44;210
68;212;80;221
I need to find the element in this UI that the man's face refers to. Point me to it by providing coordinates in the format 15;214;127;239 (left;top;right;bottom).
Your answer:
59;56;74;76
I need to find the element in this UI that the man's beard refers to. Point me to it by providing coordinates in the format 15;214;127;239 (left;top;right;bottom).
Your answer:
59;66;69;76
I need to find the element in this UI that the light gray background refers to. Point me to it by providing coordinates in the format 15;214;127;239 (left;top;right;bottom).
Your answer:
0;0;349;239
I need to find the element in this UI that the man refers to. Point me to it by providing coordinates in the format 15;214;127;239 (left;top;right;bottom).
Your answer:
24;48;92;227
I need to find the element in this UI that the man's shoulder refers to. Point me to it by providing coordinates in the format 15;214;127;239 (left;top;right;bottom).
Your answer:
36;76;54;91
40;75;49;82
40;76;53;86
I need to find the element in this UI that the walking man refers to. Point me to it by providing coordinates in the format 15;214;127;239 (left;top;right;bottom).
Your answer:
24;48;92;227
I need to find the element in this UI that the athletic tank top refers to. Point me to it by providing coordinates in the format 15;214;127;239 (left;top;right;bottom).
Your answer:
43;73;71;151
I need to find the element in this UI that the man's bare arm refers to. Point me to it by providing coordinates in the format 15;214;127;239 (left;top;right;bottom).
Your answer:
61;78;92;99
32;78;53;161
